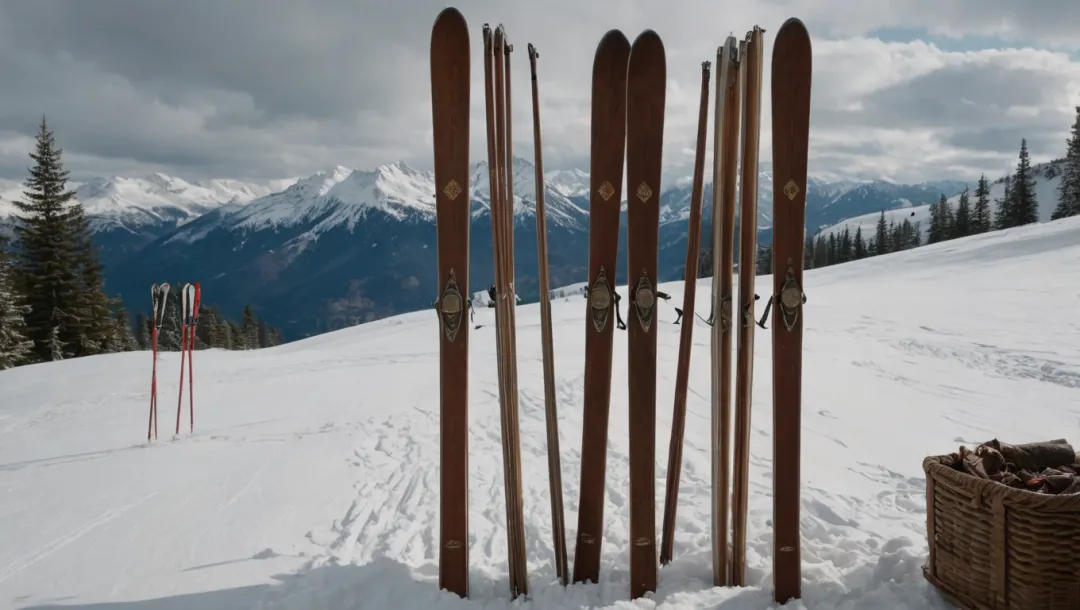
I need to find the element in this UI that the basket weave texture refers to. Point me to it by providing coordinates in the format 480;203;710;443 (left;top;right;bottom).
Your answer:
923;454;1080;609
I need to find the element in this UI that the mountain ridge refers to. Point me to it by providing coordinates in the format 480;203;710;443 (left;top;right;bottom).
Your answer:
1;158;979;337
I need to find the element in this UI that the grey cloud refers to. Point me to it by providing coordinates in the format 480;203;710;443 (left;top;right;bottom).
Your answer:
0;0;1076;185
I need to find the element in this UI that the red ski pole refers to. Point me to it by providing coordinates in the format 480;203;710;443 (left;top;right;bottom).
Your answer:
176;323;188;436
188;283;200;433
148;326;158;441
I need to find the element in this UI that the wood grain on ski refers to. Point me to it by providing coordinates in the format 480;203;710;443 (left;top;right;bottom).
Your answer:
527;43;569;587
572;29;630;586
710;35;742;587
731;26;764;587
430;6;471;597
625;29;665;600
660;60;711;566
770;17;812;604
488;23;529;599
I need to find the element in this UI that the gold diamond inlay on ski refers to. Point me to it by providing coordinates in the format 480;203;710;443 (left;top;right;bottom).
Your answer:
443;179;463;201
636;182;653;203
783;179;800;201
597;180;615;201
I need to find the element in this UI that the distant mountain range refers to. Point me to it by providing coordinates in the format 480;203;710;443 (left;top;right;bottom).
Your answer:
0;159;973;338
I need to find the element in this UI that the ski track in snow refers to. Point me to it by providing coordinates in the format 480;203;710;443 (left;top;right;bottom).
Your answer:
3;217;1080;609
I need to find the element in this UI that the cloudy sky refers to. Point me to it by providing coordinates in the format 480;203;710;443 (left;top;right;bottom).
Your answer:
1;0;1078;187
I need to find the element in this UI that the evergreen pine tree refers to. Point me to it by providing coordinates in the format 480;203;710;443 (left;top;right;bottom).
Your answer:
1010;138;1039;226
803;233;814;270
1052;106;1080;220
257;320;269;348
813;235;828;268
10;117;83;361
874;210;889;254
241;305;259;349
953;186;971;238
937;194;955;239
995;174;1012;229
927;201;942;244
68;203;115;356
911;221;923;246
972;174;992;233
839;227;853;262
135;312;150;350
0;245;34;369
107;306;138;352
755;244;772;275
697;246;714;277
900;218;917;249
270;328;283;346
158;290;183;351
227;319;242;349
853;226;867;259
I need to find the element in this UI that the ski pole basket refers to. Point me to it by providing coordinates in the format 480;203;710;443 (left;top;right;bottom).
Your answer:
922;440;1080;609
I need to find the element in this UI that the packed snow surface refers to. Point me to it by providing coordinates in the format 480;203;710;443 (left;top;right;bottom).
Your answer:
3;217;1080;609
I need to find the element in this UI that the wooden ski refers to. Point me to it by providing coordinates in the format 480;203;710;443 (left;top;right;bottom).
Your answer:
625;29;666;600
484;22;529;599
430;6;471;598
527;42;569;586
572;29;630;587
731;25;764;587
659;60;711;566
710;34;742;587
769;17;812;604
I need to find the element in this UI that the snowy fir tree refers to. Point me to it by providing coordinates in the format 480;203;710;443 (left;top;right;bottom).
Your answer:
952;186;971;238
11;117;86;362
1008;139;1039;227
972;174;992;234
874;210;889;253
241;306;259;349
0;245;34;369
995;174;1013;229
1052;106;1080;220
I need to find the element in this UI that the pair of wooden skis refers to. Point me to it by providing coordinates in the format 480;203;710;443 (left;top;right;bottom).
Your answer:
659;19;813;606
430;8;567;600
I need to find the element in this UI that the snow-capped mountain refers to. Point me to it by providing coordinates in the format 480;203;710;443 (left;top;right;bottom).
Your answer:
817;160;1064;242
0;172;289;274
2;156;976;337
105;156;971;337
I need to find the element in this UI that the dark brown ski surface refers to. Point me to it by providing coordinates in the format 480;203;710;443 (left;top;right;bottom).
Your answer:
770;17;812;605
429;6;471;598
625;29;665;600
572;29;630;587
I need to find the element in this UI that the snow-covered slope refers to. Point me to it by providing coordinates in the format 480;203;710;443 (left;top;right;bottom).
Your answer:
816;160;1064;241
5;215;1080;609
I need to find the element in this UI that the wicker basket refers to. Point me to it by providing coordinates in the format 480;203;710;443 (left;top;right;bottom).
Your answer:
923;454;1080;609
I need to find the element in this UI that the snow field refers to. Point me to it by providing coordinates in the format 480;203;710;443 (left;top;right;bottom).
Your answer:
2;216;1080;608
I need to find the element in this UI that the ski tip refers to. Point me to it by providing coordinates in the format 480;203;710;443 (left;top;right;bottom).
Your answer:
777;16;808;34
630;29;663;51
431;7;469;57
594;29;630;57
775;17;811;49
628;30;665;73
528;42;537;58
592;29;631;76
432;6;467;32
